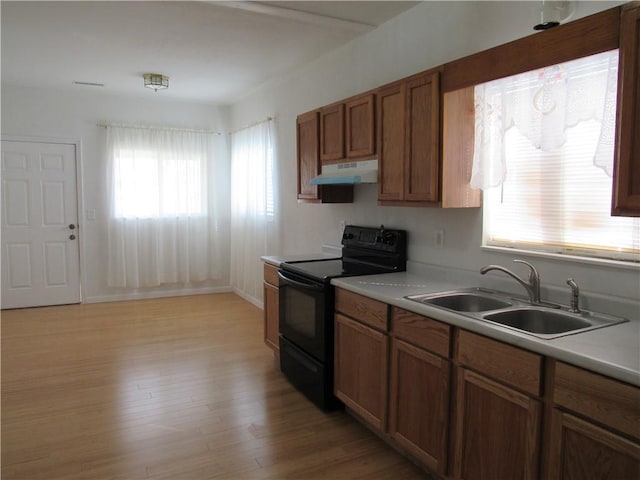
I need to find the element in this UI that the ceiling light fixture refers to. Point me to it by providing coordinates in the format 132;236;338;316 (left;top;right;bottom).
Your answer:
143;73;169;92
533;1;576;31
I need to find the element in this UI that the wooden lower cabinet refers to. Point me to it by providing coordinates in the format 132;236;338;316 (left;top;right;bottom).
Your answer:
547;409;640;479
389;338;450;474
263;263;280;351
451;368;542;480
263;282;279;351
546;361;640;479
334;313;389;430
332;290;639;480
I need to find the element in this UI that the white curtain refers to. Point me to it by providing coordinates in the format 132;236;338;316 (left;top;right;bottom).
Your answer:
471;50;619;190
230;118;277;301
106;125;223;288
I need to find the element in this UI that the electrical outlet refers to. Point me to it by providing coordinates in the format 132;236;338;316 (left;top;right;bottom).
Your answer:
435;230;444;248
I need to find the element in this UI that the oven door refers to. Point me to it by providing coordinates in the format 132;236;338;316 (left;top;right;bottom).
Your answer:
278;269;331;362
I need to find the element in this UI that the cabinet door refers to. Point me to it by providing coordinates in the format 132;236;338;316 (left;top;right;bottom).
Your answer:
405;71;440;203
346;94;375;158
547;409;640;479
263;282;279;351
297;111;320;201
613;3;640;216
377;82;406;201
334;313;388;431
320;104;345;163
389;338;450;474
452;368;542;480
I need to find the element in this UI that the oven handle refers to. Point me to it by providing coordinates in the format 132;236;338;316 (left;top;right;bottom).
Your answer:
277;271;325;292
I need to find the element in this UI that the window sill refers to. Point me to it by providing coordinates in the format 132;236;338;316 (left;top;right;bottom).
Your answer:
481;245;640;271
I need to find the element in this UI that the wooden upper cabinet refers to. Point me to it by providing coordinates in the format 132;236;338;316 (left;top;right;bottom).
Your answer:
297;111;321;202
297;111;353;204
377;81;406;202
320;103;345;164
405;71;440;203
377;69;442;206
346;94;375;158
442;87;482;208
613;2;640;216
321;94;376;164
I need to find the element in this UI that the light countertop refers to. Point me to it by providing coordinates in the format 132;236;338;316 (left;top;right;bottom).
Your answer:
261;253;339;267
332;271;640;387
261;245;341;267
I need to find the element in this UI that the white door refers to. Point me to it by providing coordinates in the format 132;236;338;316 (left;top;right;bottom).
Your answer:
1;140;81;309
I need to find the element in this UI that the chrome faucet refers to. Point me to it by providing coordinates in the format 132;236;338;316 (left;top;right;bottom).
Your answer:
480;259;541;305
566;278;581;313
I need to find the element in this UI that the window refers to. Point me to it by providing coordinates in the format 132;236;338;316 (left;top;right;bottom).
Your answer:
109;128;210;219
105;125;223;288
474;51;640;262
229;118;277;301
112;148;205;218
230;119;275;219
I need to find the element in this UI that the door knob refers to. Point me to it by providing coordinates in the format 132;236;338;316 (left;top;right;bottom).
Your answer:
69;234;76;240
69;224;76;230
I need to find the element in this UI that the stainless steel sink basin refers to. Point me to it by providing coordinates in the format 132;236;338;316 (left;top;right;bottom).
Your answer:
405;288;629;339
422;293;511;312
483;308;590;334
406;289;512;313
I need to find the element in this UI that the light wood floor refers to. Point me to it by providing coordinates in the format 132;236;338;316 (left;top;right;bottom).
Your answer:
2;293;428;479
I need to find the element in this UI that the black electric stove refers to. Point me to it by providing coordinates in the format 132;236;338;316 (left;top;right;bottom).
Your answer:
281;225;407;283
277;225;407;410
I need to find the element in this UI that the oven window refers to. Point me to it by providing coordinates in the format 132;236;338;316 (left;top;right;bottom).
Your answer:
282;287;317;337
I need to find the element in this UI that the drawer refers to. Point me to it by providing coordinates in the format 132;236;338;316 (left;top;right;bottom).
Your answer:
554;362;640;439
456;330;542;396
263;263;280;287
391;307;450;357
335;288;388;331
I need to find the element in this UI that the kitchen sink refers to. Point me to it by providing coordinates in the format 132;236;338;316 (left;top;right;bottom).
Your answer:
483;308;591;335
406;289;512;312
482;307;628;339
405;288;629;339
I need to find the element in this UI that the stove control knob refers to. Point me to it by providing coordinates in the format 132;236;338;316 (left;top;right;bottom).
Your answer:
383;233;396;246
343;233;354;240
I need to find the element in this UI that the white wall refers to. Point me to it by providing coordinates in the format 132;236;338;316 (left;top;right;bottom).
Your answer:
230;1;639;318
1;85;231;302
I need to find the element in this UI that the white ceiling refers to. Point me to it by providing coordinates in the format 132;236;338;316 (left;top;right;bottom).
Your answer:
1;1;419;105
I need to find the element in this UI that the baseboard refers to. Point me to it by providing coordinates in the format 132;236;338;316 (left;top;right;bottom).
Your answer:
83;286;233;304
232;288;263;309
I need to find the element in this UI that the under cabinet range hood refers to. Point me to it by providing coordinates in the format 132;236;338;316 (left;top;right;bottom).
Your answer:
309;159;378;185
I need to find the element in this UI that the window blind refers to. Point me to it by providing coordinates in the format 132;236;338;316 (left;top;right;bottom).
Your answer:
485;121;640;261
